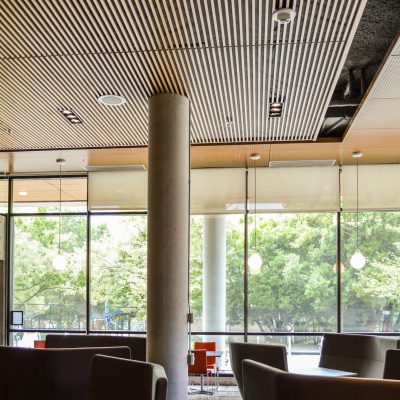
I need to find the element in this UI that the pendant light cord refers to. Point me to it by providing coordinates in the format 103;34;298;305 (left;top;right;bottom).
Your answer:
254;162;257;251
58;162;62;253
356;157;359;250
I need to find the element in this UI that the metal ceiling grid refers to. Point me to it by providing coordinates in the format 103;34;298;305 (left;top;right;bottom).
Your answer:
0;0;366;150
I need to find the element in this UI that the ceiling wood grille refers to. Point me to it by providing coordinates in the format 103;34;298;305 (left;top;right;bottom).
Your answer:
0;0;366;150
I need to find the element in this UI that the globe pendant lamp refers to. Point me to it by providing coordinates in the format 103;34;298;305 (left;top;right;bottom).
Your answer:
350;151;366;270
248;154;262;275
53;158;67;270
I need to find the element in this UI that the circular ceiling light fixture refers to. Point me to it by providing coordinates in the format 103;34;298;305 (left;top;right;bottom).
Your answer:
272;8;296;24
97;94;126;107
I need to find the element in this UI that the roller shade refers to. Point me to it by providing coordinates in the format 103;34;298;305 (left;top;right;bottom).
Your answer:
88;168;246;214
88;171;147;211
88;167;341;213
248;166;340;212
191;168;246;214
342;165;400;211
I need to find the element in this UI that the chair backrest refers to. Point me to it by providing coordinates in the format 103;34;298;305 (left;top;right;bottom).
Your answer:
242;359;400;400
45;333;146;361
0;345;131;400
188;349;208;375
87;354;168;400
0;346;47;400
319;333;400;378
45;346;131;400
229;341;288;398
34;339;46;348
384;349;400;380
194;341;216;367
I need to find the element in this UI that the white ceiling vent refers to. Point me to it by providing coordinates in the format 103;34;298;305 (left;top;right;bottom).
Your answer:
269;160;336;168
83;164;146;172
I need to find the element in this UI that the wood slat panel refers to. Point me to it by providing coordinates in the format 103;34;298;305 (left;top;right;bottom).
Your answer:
0;0;366;150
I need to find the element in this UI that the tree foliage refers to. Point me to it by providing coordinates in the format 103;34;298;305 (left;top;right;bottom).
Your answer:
12;211;400;333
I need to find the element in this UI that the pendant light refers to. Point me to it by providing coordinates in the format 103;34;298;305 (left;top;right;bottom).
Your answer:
350;151;366;270
53;158;67;270
248;154;262;275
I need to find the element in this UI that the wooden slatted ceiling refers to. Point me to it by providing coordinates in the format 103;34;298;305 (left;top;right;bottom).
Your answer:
0;0;366;150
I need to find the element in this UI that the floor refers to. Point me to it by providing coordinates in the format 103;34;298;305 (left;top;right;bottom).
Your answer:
188;386;241;400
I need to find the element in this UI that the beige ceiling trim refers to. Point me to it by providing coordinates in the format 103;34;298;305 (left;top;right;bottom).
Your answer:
0;136;399;174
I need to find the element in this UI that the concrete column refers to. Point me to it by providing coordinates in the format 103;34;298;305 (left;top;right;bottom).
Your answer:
147;94;190;400
203;215;226;356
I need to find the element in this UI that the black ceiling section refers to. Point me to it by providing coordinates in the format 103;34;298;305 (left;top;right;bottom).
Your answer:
319;0;400;139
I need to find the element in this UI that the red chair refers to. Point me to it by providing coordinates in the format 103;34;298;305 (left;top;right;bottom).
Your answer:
194;342;219;392
188;349;212;395
194;341;216;369
34;340;46;349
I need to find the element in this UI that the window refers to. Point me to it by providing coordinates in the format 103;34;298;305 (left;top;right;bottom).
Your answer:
90;214;147;332
248;213;337;334
341;212;400;332
11;215;87;330
190;215;244;333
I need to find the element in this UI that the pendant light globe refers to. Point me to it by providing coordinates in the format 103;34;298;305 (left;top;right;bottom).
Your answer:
350;250;366;270
53;252;67;270
248;252;262;275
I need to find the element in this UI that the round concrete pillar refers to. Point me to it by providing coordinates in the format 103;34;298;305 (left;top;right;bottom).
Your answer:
203;215;226;355
147;94;190;400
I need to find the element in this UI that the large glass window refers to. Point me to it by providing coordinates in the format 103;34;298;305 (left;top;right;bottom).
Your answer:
247;335;321;369
11;215;87;330
190;215;244;333
6;168;400;363
341;212;400;332
90;214;147;332
248;213;337;334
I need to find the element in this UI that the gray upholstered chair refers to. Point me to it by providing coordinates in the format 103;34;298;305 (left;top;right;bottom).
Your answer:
0;345;131;400
242;359;400;400
384;349;400;380
46;333;146;361
229;341;288;398
86;354;168;400
319;333;400;378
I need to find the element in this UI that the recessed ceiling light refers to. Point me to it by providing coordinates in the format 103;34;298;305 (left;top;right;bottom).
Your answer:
272;8;296;24
225;116;234;126
19;191;28;196
58;108;83;125
97;94;126;106
352;151;363;158
269;102;284;118
250;153;261;161
56;158;66;165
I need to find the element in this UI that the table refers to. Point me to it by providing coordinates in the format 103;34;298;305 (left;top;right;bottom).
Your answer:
206;350;223;358
291;367;358;377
